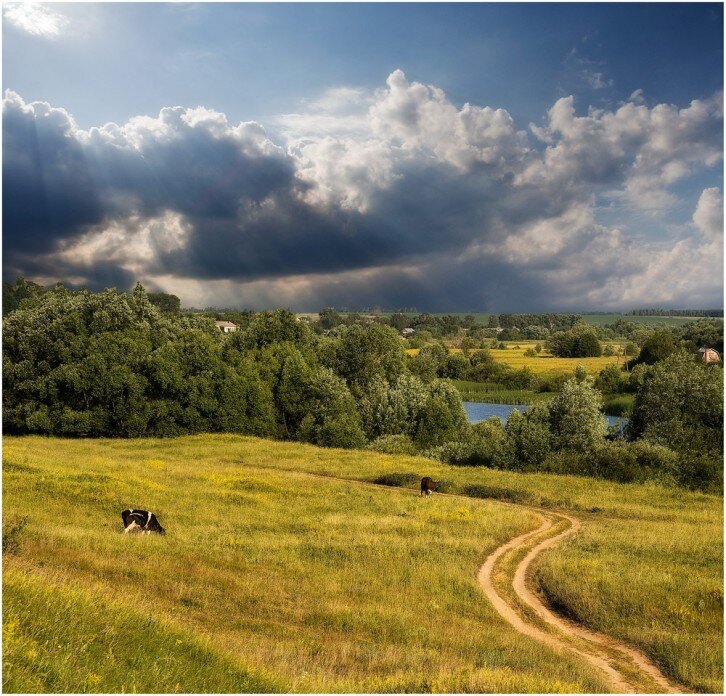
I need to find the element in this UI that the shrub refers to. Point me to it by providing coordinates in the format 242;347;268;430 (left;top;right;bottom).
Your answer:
631;331;678;366
371;472;421;488
541;450;589;476
594;364;628;394
426;418;511;468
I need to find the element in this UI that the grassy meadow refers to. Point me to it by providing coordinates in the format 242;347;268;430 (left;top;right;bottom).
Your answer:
3;435;723;693
450;380;554;405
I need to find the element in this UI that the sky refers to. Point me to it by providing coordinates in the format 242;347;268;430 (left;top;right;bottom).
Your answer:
3;2;724;311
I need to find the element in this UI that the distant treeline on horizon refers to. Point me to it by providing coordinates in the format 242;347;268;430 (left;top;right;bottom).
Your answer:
2;277;723;319
626;309;723;317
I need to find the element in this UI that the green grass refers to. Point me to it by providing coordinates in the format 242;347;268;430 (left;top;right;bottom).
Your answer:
580;314;704;327
3;435;612;694
3;435;722;693
602;393;635;417
534;516;724;693
3;568;276;694
451;380;554;405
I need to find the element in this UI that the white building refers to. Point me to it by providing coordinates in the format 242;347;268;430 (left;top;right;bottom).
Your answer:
215;321;238;333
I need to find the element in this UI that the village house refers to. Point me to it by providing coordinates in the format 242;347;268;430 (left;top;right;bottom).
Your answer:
698;346;721;363
215;321;237;333
401;327;415;337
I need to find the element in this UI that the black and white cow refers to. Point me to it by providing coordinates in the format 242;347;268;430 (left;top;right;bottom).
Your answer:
121;509;165;534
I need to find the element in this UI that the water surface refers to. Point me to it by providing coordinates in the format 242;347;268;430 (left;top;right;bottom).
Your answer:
464;402;627;429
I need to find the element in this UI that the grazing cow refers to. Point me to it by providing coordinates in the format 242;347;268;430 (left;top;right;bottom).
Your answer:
121;509;165;535
420;477;437;496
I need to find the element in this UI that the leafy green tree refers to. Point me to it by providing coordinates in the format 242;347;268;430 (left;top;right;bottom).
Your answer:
318;307;343;330
547;324;602;358
329;324;406;396
294;368;366;448
632;331;679;366
505;406;552;471
388;313;409;332
406;330;433;348
238;309;312;350
358;374;428;440
408;342;447;382
2;285;277;438
629;352;723;460
147;292;181;314
680;318;724;353
459;337;474;356
463;349;505;382
443;353;470;379
2;276;45;316
548;375;607;452
415;380;468;449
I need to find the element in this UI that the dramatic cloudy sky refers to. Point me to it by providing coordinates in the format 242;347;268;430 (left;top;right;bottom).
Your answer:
3;2;724;311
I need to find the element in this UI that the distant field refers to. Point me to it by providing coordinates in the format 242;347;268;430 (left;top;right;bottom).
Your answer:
3;435;722;693
488;347;621;375
580;314;704;327
298;312;706;329
407;344;622;376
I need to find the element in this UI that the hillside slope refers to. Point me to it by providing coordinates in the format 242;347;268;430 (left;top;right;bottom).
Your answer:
3;435;722;692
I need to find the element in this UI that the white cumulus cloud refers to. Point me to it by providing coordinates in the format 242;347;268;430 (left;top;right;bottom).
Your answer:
3;2;68;37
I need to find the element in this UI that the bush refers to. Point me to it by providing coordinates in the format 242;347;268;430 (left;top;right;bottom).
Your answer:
631;331;678;366
443;353;470;379
542;441;679;485
370;472;421;488
541;450;589;476
594;364;629;394
425;418;511;468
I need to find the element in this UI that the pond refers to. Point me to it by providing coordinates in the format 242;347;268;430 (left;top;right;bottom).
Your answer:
463;402;628;429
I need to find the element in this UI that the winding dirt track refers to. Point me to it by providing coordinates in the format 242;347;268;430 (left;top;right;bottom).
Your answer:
478;508;683;694
251;466;685;693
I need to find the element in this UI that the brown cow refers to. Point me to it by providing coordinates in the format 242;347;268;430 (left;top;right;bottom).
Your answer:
420;477;437;496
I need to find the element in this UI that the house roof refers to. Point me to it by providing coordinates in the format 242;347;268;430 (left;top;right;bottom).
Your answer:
215;321;237;328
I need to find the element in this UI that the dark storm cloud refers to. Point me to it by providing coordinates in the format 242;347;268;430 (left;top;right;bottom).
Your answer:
2;73;723;310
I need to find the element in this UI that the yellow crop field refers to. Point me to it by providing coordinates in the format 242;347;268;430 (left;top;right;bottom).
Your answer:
406;345;622;376
488;350;621;375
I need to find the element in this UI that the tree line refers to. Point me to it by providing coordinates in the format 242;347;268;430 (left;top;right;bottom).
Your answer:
3;280;722;492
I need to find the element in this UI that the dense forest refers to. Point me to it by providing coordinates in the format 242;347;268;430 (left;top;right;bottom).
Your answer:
3;278;723;492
